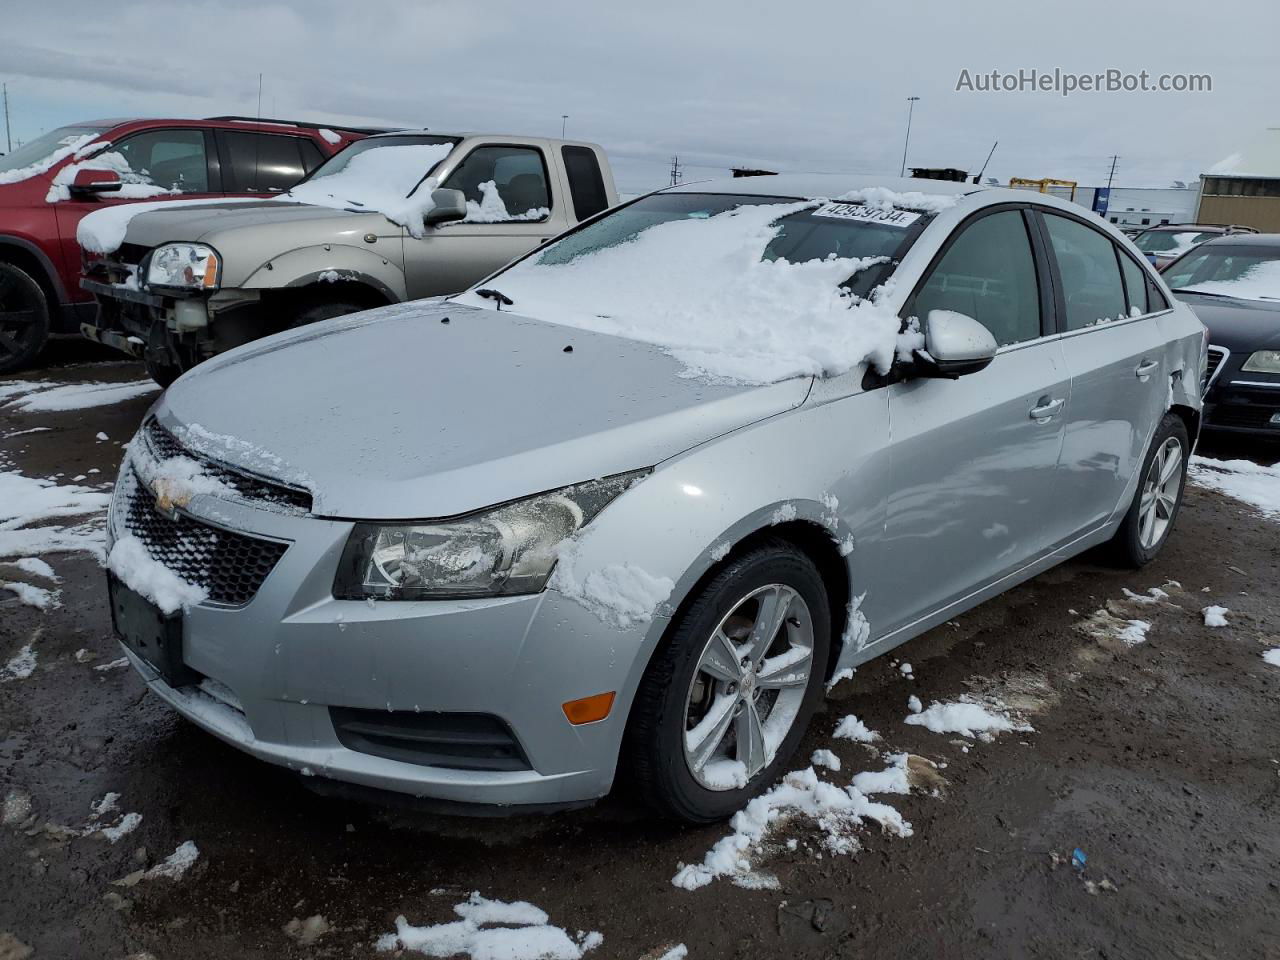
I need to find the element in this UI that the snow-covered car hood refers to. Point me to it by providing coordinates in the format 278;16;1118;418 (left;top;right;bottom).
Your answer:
116;200;395;249
155;301;812;519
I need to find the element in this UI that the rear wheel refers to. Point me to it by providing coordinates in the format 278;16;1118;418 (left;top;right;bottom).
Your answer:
625;541;830;822
1108;413;1189;566
0;262;51;374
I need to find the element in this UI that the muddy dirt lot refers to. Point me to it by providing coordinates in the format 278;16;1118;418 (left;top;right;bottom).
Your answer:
3;347;1280;960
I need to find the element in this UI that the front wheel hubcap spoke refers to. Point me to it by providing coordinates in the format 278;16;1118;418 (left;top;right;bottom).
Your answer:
698;630;743;684
756;646;812;689
686;695;736;772
736;702;767;776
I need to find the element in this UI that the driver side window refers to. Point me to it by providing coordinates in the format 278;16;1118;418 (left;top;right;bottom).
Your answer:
912;210;1043;347
443;146;551;223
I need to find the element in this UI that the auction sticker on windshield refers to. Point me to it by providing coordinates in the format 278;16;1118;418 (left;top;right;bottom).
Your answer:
811;202;921;227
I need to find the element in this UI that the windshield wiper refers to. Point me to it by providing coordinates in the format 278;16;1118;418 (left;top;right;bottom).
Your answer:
476;288;514;311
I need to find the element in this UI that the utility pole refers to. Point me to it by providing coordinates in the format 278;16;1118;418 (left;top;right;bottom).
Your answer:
669;155;683;186
560;115;568;138
899;96;920;178
256;73;263;119
1105;154;1120;191
3;84;11;154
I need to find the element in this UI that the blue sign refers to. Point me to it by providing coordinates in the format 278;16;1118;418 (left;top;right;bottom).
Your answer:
1093;188;1111;216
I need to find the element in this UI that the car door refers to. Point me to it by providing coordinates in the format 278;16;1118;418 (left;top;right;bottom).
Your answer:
51;127;224;301
402;142;571;298
874;206;1070;637
1035;209;1172;533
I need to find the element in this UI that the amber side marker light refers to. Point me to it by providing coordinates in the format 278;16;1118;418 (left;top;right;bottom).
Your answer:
562;691;616;725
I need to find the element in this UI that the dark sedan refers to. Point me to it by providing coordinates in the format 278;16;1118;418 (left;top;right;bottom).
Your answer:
1165;234;1280;437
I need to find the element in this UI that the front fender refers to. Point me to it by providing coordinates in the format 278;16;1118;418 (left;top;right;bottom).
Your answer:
240;245;408;301
544;387;891;749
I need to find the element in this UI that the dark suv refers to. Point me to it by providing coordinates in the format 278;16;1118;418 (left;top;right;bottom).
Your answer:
0;116;382;373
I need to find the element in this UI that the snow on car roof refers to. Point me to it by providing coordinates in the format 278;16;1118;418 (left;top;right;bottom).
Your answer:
666;173;987;202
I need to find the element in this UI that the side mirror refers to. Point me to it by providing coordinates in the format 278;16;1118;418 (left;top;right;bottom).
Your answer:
423;188;467;225
914;309;997;379
68;169;123;197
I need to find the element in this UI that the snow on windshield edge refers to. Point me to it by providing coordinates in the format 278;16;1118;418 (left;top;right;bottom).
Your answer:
282;143;454;237
477;190;956;386
0;133;101;186
1178;259;1280;302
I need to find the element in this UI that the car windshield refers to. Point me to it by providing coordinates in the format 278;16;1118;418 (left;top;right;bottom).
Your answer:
1165;245;1280;301
460;191;932;384
1133;229;1217;254
0;124;109;181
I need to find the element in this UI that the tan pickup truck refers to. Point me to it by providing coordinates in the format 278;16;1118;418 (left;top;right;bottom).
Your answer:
80;131;618;384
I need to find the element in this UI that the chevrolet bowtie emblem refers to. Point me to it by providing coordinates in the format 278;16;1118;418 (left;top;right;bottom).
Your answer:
152;478;190;520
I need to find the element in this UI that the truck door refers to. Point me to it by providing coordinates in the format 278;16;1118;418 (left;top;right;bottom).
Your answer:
402;143;571;298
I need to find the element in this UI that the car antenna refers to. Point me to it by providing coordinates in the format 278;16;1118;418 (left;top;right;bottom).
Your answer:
476;288;514;311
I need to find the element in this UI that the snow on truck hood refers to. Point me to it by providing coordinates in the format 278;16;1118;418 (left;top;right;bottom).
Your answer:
77;198;383;254
156;301;811;519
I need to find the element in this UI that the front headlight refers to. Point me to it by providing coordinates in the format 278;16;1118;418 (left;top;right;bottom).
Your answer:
1241;350;1280;374
146;243;221;290
333;470;648;600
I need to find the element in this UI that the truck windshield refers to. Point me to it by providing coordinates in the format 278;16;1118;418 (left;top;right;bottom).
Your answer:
295;135;459;198
459;191;931;385
0;125;110;180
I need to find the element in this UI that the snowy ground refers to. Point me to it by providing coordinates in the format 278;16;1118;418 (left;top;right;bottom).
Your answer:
2;349;1280;958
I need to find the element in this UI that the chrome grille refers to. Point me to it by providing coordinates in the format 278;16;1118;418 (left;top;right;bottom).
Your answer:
1202;346;1228;395
119;468;288;607
144;418;312;514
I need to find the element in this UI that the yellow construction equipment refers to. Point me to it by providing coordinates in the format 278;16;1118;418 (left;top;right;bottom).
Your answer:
1008;177;1078;201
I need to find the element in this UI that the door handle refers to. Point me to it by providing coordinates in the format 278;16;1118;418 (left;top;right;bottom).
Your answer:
1029;397;1065;422
1135;359;1160;380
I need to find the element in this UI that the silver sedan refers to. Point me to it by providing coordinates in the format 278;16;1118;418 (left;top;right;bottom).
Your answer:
105;174;1205;821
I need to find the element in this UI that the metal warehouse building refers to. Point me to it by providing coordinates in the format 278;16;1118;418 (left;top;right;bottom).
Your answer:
1198;128;1280;231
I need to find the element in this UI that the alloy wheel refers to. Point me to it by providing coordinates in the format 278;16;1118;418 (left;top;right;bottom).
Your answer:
682;583;814;791
1138;436;1184;549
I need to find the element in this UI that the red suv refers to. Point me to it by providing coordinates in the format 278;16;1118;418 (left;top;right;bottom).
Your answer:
0;116;382;373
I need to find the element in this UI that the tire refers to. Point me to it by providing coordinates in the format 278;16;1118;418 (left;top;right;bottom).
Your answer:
289;300;367;329
0;262;51;374
145;359;183;389
1108;412;1190;567
624;539;831;822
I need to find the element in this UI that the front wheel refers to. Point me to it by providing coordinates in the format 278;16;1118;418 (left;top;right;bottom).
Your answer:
624;540;830;822
1108;412;1190;566
0;262;51;374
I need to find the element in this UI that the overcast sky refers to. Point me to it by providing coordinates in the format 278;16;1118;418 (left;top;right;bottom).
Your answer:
3;0;1277;194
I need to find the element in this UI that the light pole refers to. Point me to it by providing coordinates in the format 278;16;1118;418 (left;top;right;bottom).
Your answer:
899;96;920;178
561;115;568;138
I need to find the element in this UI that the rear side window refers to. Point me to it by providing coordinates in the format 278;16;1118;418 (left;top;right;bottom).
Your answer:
1043;213;1128;330
444;145;551;222
113;129;209;193
1118;251;1150;315
298;138;325;175
912;210;1042;347
562;146;609;221
220;131;309;193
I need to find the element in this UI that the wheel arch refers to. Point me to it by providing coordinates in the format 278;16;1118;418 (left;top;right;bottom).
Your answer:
657;519;852;685
1168;402;1200;448
0;235;65;305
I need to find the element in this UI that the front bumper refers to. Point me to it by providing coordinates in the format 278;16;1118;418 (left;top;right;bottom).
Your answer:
1203;364;1280;436
110;434;654;809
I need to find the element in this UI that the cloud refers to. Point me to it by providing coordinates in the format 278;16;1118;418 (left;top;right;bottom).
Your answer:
2;0;1275;193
